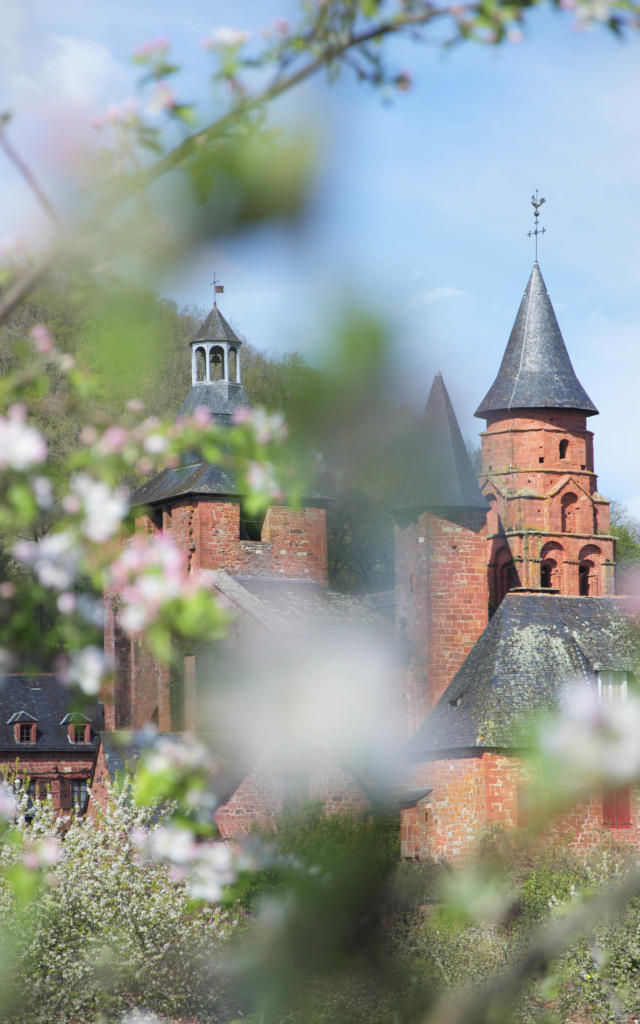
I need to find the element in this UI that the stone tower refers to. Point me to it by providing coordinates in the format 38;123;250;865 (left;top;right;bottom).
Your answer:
104;298;328;733
394;372;489;734
476;262;615;612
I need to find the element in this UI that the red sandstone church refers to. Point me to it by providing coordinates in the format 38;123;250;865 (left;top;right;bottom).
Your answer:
91;257;640;859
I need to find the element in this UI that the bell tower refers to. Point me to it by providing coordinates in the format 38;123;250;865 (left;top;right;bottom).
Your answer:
476;255;615;610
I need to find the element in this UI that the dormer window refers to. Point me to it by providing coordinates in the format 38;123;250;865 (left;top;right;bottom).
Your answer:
598;671;628;702
8;711;37;744
61;713;91;744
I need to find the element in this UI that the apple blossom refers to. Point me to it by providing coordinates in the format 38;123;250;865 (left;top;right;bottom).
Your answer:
0;405;47;471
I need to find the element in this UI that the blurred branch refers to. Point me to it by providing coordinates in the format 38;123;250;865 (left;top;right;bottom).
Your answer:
0;124;64;231
427;865;640;1024
0;251;54;323
135;4;473;187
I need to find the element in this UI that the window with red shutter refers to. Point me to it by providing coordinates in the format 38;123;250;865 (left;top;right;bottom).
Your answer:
603;786;631;828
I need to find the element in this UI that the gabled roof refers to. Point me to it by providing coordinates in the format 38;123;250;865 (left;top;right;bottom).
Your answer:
405;593;640;758
0;675;103;753
475;263;597;418
394;372;488;513
192;304;241;345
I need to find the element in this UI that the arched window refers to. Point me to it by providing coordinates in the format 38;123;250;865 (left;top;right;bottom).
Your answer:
210;346;225;381
559;439;569;460
579;563;591;595
578;544;602;597
540;541;563;591
493;547;518;608
195;347;206;382
228;346;238;382
561;492;578;533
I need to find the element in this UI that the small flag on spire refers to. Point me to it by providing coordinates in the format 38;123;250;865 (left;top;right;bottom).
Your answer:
211;272;224;301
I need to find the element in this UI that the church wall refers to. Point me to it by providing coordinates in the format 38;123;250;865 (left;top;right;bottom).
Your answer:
402;752;640;863
214;759;371;837
395;509;488;734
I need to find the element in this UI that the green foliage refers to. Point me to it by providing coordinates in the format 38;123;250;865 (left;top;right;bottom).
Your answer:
610;501;640;589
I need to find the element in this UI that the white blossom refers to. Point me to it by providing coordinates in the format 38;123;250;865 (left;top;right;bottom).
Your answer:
541;686;640;790
14;530;81;590
0;405;47;471
69;473;127;543
0;781;18;820
66;645;110;696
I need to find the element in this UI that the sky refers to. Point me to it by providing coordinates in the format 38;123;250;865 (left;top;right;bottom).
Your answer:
2;0;640;512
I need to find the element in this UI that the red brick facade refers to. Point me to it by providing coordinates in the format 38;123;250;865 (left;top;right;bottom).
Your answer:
103;498;328;732
0;752;94;813
401;754;640;864
215;758;371;837
480;410;615;609
395;508;488;733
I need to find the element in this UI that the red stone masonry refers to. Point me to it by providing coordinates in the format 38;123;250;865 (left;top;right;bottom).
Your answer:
395;508;488;735
0;752;94;813
215;758;371;837
402;752;640;864
104;497;329;732
480;411;615;607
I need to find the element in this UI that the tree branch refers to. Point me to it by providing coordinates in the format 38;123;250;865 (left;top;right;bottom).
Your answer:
0;126;64;231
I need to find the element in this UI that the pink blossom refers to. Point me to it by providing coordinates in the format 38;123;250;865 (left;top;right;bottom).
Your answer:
192;405;212;427
136;456;153;475
30;322;55;353
80;426;98;446
143;433;169;455
273;17;290;36
133;36;170;59
0;582;15;599
232;406;252;425
98;425;129;455
109;533;209;634
149;81;177;112
246;460;282;498
126;398;145;414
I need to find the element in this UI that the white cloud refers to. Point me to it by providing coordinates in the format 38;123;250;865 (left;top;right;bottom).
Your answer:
409;284;465;307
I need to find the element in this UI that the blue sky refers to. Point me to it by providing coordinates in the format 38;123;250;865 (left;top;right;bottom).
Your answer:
2;1;640;512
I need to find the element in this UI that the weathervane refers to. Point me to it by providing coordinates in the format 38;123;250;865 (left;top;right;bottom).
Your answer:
528;191;546;261
211;271;224;305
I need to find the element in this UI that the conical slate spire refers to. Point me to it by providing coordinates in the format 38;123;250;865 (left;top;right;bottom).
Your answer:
475;263;597;418
193;303;241;344
395;372;488;512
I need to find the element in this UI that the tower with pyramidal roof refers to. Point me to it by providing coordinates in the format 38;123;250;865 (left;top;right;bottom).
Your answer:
476;261;615;611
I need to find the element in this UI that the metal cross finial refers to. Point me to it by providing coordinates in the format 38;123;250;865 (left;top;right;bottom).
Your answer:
527;191;546;262
211;272;224;305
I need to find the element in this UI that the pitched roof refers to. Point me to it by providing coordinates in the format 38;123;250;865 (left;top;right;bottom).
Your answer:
0;674;103;753
405;593;640;758
130;459;238;505
394;372;488;513
192;304;241;344
475;263;597;418
177;381;252;424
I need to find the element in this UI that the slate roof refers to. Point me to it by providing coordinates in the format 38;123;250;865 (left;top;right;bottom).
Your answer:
405;593;640;758
475;263;597;418
395;372;488;513
207;572;380;632
0;674;103;753
130;460;238;506
193;304;242;344
177;381;252;424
